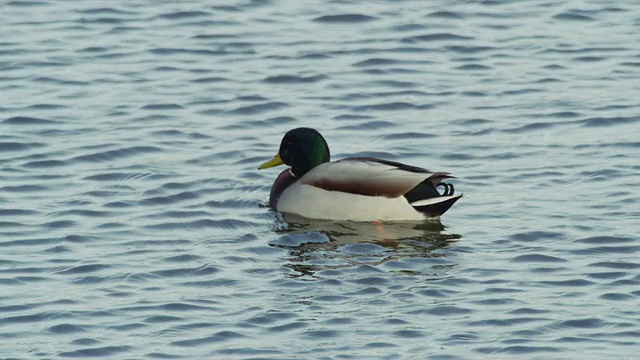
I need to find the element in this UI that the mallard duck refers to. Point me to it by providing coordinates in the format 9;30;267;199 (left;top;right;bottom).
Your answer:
258;127;461;221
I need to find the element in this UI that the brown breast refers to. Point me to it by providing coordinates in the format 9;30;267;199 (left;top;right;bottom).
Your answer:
270;169;298;210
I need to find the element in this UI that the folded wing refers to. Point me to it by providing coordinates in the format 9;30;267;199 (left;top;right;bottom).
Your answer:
301;157;454;198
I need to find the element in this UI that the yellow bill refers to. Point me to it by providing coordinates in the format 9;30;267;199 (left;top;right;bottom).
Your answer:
258;152;284;170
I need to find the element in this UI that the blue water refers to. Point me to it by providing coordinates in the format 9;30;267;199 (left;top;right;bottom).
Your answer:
1;1;639;359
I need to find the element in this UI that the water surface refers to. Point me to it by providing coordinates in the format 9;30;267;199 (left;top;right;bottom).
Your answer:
1;0;639;359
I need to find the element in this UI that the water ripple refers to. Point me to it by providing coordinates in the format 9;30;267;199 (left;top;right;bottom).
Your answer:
3;116;58;125
313;14;377;23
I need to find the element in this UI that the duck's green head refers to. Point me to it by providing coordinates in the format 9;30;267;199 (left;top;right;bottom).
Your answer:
258;127;330;177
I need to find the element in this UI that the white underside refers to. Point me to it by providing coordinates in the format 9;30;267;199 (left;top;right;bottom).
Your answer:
277;182;427;221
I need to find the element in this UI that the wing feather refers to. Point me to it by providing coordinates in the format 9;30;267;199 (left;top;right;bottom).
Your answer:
300;158;445;198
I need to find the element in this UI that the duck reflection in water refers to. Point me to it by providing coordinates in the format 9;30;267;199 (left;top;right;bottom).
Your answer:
270;213;462;277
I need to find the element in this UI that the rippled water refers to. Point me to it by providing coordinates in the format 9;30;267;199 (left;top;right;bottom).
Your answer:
1;0;639;359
